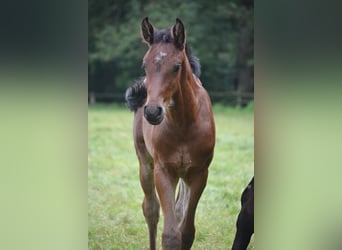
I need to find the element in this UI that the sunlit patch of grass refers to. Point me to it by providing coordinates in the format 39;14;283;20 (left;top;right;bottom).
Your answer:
88;104;254;249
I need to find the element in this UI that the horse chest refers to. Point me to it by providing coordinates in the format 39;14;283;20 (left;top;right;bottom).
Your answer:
157;139;212;177
157;148;191;175
143;120;214;177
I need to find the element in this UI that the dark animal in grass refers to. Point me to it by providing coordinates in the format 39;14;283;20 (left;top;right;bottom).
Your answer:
232;177;254;250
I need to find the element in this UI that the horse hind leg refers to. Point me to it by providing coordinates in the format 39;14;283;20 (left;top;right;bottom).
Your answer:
175;180;189;223
139;159;160;250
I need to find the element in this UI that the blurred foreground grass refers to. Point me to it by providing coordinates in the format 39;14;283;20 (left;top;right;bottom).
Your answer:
88;104;254;249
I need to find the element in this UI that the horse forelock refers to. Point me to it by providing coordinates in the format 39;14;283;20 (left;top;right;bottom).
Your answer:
150;28;201;78
153;29;172;44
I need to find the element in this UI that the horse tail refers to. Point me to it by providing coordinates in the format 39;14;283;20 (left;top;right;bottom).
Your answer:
125;77;147;111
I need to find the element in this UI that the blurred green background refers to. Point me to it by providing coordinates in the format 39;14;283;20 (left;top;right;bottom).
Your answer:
88;0;253;106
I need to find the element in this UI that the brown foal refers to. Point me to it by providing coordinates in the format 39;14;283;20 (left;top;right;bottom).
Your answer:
125;17;215;250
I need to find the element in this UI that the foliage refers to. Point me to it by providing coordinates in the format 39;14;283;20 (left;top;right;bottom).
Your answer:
88;104;254;249
88;0;254;99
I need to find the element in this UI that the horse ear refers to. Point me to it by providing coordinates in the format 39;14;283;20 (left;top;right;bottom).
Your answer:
172;18;186;50
141;17;154;45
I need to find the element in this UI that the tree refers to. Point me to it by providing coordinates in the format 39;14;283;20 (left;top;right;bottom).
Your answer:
88;0;254;105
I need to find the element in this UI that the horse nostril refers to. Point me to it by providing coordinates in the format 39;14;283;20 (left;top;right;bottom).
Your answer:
157;106;163;116
143;105;164;125
144;105;163;116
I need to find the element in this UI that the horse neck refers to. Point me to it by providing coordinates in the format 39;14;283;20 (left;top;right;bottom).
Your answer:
168;63;199;127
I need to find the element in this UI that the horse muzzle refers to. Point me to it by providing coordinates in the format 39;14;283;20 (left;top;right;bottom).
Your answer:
144;105;164;125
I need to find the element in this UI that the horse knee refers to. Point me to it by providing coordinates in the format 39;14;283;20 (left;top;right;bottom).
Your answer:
181;231;195;250
178;222;195;250
142;197;160;225
162;230;181;250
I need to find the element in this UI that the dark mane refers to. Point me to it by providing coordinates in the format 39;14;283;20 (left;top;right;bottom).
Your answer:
185;44;201;78
153;29;201;78
125;77;147;111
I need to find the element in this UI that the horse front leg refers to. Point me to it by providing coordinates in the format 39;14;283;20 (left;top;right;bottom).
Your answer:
178;169;208;250
154;165;181;250
139;159;160;250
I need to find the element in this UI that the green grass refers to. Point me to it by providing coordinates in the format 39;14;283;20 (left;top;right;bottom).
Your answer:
88;104;254;249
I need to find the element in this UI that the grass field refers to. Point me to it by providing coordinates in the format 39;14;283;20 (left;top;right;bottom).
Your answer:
88;103;254;250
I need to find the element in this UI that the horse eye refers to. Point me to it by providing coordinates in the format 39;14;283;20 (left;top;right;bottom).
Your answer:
173;64;181;73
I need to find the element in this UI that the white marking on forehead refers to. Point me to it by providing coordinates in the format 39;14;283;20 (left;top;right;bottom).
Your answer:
155;51;167;63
